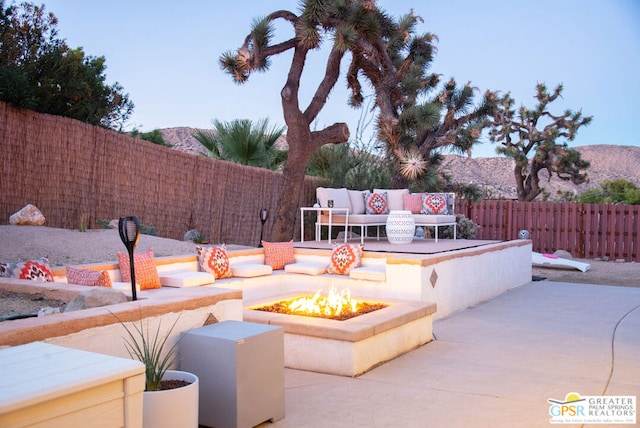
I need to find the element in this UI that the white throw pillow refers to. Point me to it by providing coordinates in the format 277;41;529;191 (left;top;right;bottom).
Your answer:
316;187;351;209
348;190;366;214
374;188;409;211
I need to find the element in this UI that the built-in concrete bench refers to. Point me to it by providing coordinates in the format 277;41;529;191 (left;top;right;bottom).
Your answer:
48;248;389;292
4;239;531;323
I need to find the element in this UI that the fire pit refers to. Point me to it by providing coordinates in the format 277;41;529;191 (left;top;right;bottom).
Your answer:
253;286;387;321
245;291;436;377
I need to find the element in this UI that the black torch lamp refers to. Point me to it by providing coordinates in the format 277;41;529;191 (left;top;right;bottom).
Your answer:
258;208;269;247
119;216;140;301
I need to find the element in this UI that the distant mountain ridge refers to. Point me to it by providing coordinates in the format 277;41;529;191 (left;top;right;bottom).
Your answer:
160;127;640;200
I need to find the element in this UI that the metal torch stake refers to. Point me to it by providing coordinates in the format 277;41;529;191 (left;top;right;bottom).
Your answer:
259;208;269;247
118;216;140;301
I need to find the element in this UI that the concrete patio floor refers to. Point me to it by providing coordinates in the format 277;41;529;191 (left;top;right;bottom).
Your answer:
259;280;640;428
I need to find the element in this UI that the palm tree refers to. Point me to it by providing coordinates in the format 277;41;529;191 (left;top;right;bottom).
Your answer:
193;118;287;170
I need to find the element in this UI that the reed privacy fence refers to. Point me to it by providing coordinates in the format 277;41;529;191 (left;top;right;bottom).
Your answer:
0;102;319;246
458;200;639;262
1;103;637;261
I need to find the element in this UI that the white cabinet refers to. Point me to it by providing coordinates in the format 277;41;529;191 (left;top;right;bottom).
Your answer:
0;342;145;428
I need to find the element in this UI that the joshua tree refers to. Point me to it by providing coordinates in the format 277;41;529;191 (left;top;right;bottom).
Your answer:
489;83;593;202
367;74;496;189
220;0;494;240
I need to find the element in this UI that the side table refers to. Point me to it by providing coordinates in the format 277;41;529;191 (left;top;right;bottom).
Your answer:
386;210;415;244
300;206;349;243
180;320;285;428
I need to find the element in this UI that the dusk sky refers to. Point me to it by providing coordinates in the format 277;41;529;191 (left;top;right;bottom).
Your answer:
41;0;639;157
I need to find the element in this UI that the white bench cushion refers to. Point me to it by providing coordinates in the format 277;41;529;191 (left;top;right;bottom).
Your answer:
112;281;140;292
284;262;328;276
349;265;386;281
231;263;273;278
159;272;215;288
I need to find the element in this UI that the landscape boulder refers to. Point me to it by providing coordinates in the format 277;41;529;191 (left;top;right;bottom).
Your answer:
64;288;128;312
184;229;202;241
9;204;46;226
553;250;573;259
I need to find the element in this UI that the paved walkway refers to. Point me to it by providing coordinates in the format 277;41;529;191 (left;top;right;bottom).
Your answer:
265;280;640;427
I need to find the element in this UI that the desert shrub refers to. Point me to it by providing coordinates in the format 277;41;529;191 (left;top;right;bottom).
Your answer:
140;223;156;236
439;214;479;239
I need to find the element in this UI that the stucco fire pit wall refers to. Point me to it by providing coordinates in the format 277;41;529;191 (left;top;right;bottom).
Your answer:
0;280;243;356
244;293;437;377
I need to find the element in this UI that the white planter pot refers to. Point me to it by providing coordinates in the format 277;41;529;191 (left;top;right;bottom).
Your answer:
143;370;199;428
386;210;415;244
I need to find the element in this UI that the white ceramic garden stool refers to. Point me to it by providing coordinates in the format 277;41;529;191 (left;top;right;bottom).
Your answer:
386;210;415;244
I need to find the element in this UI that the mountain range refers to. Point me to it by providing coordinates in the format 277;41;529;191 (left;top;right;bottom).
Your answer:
160;127;640;200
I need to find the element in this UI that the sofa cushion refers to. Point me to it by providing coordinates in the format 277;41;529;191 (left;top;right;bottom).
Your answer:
421;193;449;214
284;262;328;276
403;193;425;214
118;248;162;290
159;271;215;287
327;243;363;275
316;187;351;209
231;263;273;278
262;240;295;270
66;266;112;287
337;214;387;224
374;188;409;211
0;257;54;282
413;214;457;224
196;245;232;279
348;190;366;214
364;191;389;215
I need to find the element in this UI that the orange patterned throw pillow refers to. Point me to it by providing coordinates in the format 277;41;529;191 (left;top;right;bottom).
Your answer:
0;257;53;281
421;193;449;215
364;191;388;214
327;243;363;275
118;248;162;290
66;266;112;287
196;245;232;279
262;240;295;270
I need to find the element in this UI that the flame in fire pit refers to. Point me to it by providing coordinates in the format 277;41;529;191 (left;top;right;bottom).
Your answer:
288;286;357;317
253;286;388;321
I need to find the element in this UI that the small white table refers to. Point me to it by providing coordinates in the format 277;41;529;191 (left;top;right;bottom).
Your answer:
300;207;349;243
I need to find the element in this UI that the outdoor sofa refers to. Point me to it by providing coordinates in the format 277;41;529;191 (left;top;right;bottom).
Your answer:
312;187;457;243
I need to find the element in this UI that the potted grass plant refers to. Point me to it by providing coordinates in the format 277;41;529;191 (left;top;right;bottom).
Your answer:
114;312;199;428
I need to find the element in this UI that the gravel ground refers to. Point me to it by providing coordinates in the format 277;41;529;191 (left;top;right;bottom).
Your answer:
0;225;206;267
532;259;639;287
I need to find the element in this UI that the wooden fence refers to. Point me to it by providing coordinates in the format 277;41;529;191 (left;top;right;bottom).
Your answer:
0;102;319;246
458;200;639;262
